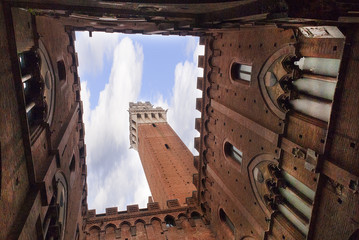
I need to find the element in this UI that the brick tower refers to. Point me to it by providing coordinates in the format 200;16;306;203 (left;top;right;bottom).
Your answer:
129;102;196;209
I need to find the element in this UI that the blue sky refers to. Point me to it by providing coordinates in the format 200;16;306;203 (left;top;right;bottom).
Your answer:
79;33;196;109
75;32;203;213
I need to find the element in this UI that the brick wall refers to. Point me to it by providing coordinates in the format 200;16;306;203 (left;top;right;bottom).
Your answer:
138;123;197;209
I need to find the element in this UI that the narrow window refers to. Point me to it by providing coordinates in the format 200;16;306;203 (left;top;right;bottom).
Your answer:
152;123;156;127
57;60;66;80
231;62;252;82
224;142;242;165
219;209;235;234
69;155;75;172
165;144;170;149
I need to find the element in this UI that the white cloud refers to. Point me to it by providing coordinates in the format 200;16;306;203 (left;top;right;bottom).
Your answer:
77;34;203;214
79;37;151;213
185;37;197;58
76;32;120;76
154;41;204;154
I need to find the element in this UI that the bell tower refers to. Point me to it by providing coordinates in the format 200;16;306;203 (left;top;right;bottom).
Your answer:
129;102;196;209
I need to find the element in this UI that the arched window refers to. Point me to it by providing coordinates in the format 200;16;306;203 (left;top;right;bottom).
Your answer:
224;142;242;165
18;41;55;138
56;176;67;239
250;160;315;237
19;49;45;132
44;172;68;240
230;62;252;82
259;45;339;124
219;208;235;235
164;215;176;228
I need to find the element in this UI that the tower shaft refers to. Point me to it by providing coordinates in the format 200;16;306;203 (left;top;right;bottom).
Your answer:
129;102;196;209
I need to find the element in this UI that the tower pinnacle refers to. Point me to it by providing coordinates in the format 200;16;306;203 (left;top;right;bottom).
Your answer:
129;101;167;150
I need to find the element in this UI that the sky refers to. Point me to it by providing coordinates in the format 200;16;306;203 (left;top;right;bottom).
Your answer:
75;31;204;213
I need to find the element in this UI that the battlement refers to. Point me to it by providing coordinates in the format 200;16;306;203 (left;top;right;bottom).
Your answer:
128;101;167;150
84;201;210;239
86;198;193;222
82;194;214;240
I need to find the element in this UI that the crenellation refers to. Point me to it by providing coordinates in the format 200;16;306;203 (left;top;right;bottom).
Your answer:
128;102;168;150
85;204;213;239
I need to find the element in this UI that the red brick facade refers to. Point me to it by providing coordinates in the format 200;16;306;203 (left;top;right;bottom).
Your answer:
137;122;196;209
194;27;359;239
85;205;215;240
1;1;359;240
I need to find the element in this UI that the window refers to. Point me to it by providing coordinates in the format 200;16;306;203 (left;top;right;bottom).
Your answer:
69;155;75;172
191;211;201;219
219;209;235;234
257;164;315;237
44;172;68;240
152;123;156;127
231;62;252;82
18;43;55;136
224;142;242;165
165;144;170;149
19;50;45;132
57;60;66;80
164;215;176;228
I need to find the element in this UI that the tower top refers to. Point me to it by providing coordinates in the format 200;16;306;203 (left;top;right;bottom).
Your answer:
129;101;167;150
